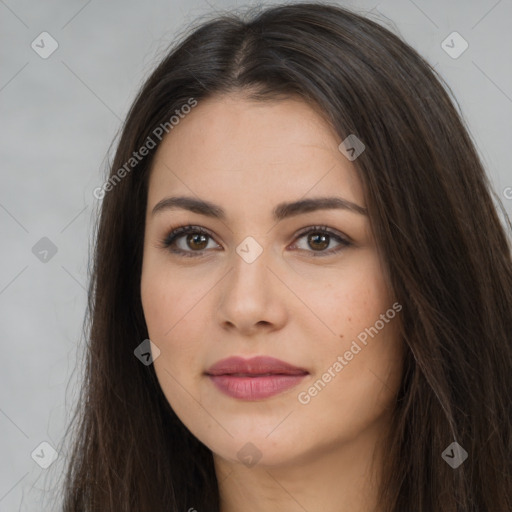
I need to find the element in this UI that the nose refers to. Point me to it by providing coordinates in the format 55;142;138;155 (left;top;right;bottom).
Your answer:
216;241;288;336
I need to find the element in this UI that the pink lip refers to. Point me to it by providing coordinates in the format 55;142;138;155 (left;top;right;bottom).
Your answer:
205;356;309;400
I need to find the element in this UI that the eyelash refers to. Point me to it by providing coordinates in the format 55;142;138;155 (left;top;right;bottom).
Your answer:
158;224;352;258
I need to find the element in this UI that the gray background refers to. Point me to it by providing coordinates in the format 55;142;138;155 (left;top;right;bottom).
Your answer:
1;0;511;510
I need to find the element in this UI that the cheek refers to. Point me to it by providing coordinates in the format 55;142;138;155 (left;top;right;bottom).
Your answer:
300;251;393;341
140;264;201;379
296;252;402;418
141;259;203;340
141;270;205;424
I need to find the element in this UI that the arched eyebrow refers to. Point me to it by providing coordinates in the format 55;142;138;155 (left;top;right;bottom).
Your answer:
151;195;368;221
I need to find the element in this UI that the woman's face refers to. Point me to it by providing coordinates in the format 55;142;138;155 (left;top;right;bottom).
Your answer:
140;93;403;468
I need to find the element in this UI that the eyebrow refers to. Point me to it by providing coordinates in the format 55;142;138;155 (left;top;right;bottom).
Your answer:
151;195;368;221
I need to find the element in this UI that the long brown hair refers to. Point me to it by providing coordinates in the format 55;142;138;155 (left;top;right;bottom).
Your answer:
56;2;512;510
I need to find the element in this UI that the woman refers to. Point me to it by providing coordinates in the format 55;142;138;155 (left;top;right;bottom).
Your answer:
58;2;512;511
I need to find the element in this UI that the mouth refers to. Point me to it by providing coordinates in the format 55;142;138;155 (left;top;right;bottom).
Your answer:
205;356;309;400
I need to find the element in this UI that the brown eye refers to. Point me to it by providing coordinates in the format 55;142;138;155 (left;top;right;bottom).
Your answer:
291;226;352;257
161;224;351;259
162;225;220;257
187;232;209;250
307;232;330;251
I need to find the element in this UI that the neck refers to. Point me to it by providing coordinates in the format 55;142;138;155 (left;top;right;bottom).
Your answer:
214;416;390;512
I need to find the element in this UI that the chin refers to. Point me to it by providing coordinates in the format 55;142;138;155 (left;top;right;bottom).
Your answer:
193;422;311;469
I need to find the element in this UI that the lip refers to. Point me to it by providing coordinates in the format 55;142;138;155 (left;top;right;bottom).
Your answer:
205;356;309;400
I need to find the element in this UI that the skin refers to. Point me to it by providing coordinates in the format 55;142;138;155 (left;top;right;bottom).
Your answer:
140;92;404;512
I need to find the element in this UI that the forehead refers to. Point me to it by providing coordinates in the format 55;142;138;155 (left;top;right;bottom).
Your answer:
146;94;364;216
